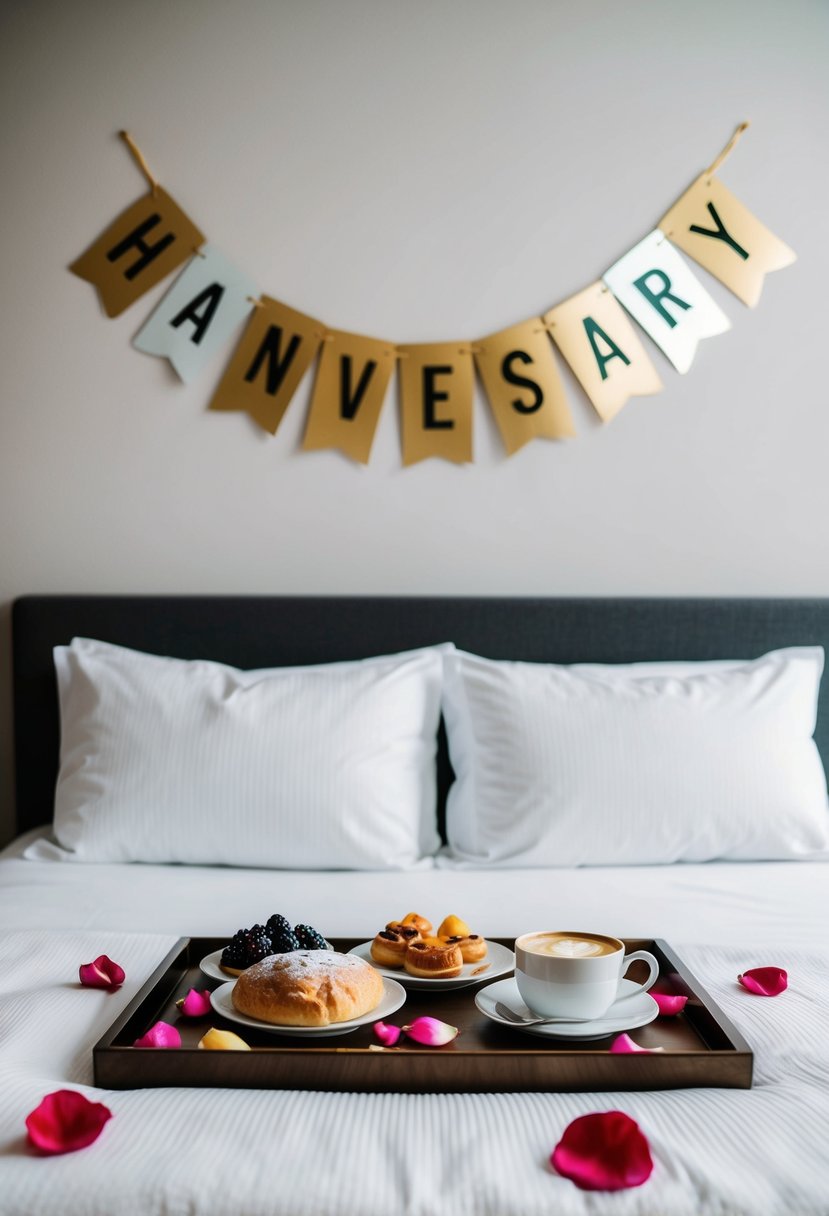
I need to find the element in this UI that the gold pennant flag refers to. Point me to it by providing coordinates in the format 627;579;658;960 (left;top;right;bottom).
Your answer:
70;188;205;318
302;329;396;463
474;319;575;454
544;283;662;422
660;174;796;308
397;343;474;466
209;297;324;434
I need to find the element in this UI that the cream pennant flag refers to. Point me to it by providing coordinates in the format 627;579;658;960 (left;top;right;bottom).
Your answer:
132;245;258;382
70;187;205;318
660;174;795;308
474;319;574;454
302;329;396;463
544;283;662;422
603;229;731;373
209;297;324;434
397;343;474;466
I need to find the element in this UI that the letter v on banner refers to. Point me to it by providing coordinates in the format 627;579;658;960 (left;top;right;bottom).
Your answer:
660;175;795;307
209;297;324;434
302;330;397;463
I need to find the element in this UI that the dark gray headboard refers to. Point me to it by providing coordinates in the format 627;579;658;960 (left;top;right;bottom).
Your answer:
12;595;829;837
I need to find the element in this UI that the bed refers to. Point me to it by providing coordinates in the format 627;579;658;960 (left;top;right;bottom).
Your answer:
2;594;829;1215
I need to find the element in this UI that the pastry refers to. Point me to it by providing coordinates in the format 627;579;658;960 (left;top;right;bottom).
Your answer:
404;940;464;979
370;925;422;967
232;950;384;1027
445;934;487;963
397;912;432;935
437;915;470;938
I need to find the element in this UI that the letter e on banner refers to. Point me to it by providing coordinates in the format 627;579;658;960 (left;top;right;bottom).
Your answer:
397;343;474;466
69;188;205;318
209;297;324;434
302;330;396;463
544;283;662;422
474;319;575;454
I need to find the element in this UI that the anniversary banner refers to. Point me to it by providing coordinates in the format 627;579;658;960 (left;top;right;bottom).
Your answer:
70;125;795;466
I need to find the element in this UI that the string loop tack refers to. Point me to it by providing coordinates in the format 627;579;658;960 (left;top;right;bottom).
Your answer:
119;130;160;194
706;121;750;179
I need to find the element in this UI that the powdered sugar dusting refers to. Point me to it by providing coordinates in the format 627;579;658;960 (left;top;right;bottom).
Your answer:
245;950;366;983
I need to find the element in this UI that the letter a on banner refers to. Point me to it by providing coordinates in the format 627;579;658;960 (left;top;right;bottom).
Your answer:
660;174;795;307
603;230;731;373
209;297;324;434
397;343;474;466
544;284;662;422
474;320;575;455
302;330;396;464
69;189;205;318
133;246;258;382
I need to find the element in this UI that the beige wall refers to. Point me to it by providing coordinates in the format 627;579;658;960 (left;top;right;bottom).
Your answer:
2;0;828;843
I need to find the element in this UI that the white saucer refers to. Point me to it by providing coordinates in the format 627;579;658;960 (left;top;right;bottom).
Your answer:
475;977;658;1040
210;976;406;1038
200;944;333;982
348;940;514;991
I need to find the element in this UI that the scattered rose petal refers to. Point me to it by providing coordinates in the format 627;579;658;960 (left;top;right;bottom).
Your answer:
373;1020;401;1047
402;1016;459;1046
609;1033;665;1054
78;955;125;991
651;992;688;1016
25;1090;112;1155
133;1021;181;1049
739;967;788;997
551;1110;653;1192
198;1027;250;1051
176;988;213;1018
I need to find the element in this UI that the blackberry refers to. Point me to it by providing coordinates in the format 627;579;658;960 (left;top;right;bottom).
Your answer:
221;928;250;969
294;924;327;951
222;924;273;969
269;929;301;953
266;913;292;943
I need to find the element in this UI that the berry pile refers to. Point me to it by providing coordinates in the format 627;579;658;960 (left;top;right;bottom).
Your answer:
220;914;327;971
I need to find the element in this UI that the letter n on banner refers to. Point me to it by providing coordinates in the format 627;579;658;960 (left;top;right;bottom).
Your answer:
69;188;205;318
396;343;474;466
544;283;662;423
302;330;396;463
209;297;324;435
474;320;575;455
660;174;795;307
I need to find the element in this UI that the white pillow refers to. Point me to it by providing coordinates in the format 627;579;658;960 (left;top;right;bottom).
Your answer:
442;647;829;867
53;637;446;869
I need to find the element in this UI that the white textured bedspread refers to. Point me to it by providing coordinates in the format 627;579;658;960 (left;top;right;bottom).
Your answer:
1;849;828;1215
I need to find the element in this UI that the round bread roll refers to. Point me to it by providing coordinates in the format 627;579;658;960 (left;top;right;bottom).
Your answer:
233;950;384;1027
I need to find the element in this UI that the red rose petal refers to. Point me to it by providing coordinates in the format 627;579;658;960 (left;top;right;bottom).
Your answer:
651;992;688;1016
79;955;125;991
609;1033;663;1054
133;1021;181;1049
738;967;788;997
551;1110;654;1191
25;1090;112;1155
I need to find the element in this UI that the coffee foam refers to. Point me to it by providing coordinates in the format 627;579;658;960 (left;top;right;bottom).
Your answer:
525;933;617;959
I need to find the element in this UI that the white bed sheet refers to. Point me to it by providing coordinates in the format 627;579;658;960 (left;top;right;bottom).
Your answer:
1;839;828;1216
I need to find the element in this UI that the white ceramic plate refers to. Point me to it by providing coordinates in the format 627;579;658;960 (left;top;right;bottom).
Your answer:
200;944;333;982
475;977;659;1040
348;939;514;991
210;976;406;1038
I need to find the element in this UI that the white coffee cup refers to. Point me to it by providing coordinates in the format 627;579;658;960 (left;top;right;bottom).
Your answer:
514;931;660;1020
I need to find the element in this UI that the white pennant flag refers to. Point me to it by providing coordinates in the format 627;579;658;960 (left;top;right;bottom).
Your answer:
133;245;258;382
603;229;730;374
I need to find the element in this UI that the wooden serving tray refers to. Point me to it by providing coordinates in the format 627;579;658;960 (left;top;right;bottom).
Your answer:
93;937;753;1092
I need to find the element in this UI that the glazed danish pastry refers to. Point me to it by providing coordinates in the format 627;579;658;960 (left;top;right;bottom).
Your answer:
370;925;421;968
403;940;464;979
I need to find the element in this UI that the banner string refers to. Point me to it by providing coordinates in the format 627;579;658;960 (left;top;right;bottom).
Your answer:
706;121;750;180
118;130;160;194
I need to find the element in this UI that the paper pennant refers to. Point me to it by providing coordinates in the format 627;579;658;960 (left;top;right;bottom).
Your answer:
474;319;575;454
302;330;396;463
544;284;662;422
70;188;204;318
132;245;258;382
603;230;731;373
660;174;796;308
209;297;324;434
397;343;474;466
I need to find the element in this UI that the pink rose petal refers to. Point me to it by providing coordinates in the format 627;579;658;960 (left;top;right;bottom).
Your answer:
739;967;788;997
133;1020;181;1049
551;1110;653;1191
609;1033;664;1054
25;1090;112;1155
373;1020;402;1047
651;992;688;1016
177;988;213;1018
402;1016;459;1046
79;955;125;991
